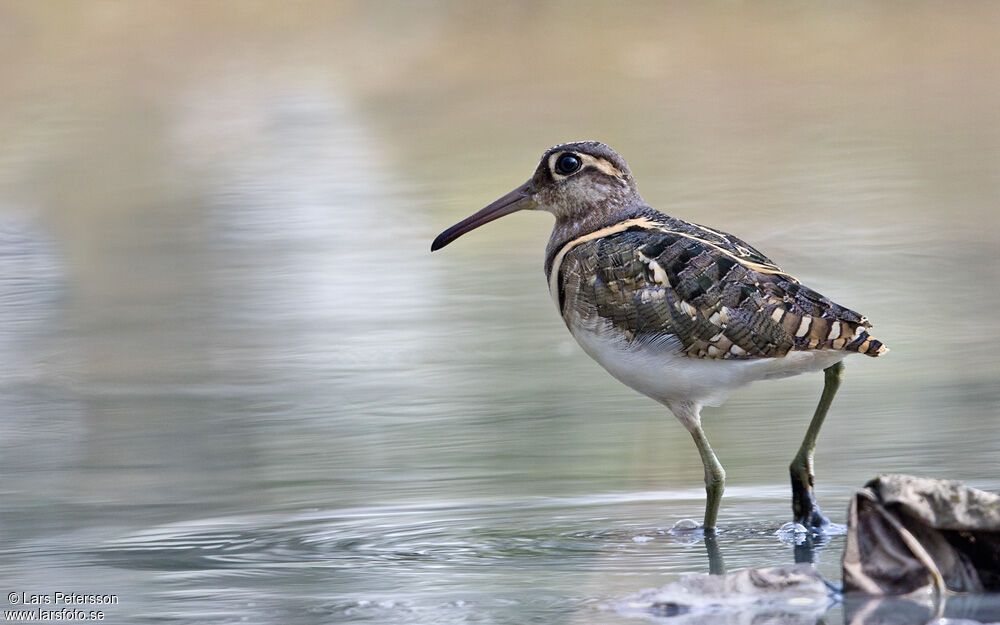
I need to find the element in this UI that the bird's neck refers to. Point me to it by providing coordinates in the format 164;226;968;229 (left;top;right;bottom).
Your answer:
543;200;652;279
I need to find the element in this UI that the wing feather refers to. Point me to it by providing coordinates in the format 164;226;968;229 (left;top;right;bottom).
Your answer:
557;220;886;359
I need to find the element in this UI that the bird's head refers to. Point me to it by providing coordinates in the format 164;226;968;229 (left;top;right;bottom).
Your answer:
431;141;638;251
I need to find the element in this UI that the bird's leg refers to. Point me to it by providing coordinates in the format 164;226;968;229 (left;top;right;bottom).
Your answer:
690;423;726;532
668;401;726;533
790;360;845;529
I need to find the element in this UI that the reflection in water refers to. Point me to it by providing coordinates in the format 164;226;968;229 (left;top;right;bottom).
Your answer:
0;2;999;624
704;533;725;576
844;594;1000;625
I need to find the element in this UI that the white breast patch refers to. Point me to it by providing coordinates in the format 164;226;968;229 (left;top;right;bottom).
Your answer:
568;320;848;408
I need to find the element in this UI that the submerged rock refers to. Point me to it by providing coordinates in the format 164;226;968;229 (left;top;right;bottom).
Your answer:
615;563;832;624
843;474;1000;596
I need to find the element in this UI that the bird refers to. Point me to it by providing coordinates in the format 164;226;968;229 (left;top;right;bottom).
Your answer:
431;141;886;533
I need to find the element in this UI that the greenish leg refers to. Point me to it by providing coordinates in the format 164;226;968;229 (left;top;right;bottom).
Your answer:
790;360;845;528
689;422;726;533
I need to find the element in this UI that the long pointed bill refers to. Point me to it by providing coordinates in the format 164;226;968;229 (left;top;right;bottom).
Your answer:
431;182;536;251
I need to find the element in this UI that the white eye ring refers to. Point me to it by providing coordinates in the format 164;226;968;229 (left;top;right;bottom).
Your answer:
554;153;582;176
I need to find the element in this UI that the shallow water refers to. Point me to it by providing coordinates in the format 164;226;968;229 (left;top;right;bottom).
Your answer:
2;3;1000;624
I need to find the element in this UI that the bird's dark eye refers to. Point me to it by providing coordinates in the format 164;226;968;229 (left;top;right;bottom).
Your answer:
555;153;582;176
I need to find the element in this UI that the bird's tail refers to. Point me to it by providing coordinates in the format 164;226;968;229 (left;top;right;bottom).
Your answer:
787;312;889;358
845;327;888;357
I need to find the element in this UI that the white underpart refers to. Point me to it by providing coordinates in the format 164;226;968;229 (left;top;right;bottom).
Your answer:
567;316;849;412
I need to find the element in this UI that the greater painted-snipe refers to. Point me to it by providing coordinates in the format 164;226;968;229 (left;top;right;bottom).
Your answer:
432;141;886;532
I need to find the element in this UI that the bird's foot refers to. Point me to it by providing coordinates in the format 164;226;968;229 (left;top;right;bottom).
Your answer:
796;500;831;531
791;474;832;533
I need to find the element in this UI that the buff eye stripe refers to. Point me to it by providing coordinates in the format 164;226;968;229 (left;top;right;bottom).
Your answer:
548;153;625;179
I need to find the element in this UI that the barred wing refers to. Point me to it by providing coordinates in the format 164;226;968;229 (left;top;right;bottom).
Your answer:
557;225;885;359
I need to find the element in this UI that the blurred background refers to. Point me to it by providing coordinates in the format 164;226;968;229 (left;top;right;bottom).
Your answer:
1;2;998;623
